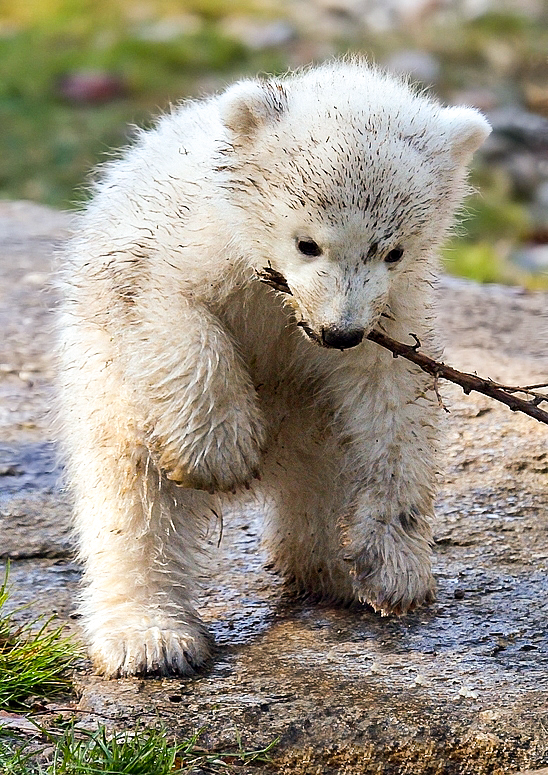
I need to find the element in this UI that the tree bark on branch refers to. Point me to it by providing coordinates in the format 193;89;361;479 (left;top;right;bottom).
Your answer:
367;329;548;425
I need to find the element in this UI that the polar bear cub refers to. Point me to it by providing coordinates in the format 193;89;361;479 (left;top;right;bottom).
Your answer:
57;60;490;677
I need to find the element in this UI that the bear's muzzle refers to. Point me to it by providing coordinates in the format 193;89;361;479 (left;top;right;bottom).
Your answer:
321;325;365;350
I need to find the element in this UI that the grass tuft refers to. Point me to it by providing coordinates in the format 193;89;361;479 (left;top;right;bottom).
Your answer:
51;725;182;774
0;723;279;774
0;566;80;710
0;740;39;775
50;724;278;773
0;572;278;772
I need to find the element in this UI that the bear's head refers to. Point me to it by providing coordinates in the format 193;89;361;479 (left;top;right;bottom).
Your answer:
217;62;491;350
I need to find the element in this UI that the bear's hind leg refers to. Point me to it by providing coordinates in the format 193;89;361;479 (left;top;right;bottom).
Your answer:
260;409;354;603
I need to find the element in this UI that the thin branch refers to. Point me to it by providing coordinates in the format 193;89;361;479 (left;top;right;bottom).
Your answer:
484;382;548;404
367;329;548;425
252;267;548;424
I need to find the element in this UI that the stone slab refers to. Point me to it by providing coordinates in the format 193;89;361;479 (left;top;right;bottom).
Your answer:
1;202;547;774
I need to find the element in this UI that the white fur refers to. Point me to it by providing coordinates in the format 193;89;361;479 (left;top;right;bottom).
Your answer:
57;59;490;677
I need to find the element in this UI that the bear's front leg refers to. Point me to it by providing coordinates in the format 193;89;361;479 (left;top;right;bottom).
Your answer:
59;318;216;677
123;292;266;493
60;285;265;676
339;356;439;615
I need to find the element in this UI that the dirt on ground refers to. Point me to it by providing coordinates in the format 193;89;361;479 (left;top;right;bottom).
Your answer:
0;201;547;774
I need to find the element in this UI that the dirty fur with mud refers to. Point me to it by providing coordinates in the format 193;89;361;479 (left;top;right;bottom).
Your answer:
57;59;490;677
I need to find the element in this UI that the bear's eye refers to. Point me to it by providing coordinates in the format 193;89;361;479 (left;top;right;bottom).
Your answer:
385;247;404;264
296;238;322;257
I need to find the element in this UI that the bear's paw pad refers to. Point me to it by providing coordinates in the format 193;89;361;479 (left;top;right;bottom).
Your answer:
351;541;436;616
91;626;212;677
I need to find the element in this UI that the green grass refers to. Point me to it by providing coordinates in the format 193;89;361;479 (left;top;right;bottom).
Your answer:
0;740;38;775
51;725;277;774
0;573;278;773
442;177;548;289
443;240;519;285
0;568;80;710
0;27;249;207
51;725;191;774
0;724;279;774
2;1;548;286
0;0;285;207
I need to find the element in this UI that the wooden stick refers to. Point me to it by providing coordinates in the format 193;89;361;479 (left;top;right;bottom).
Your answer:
367;329;548;425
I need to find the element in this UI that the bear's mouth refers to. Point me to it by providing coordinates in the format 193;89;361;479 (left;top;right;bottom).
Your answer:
297;321;366;350
296;320;324;346
297;307;396;350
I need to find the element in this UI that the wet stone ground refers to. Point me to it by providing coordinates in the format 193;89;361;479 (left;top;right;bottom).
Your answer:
0;201;547;774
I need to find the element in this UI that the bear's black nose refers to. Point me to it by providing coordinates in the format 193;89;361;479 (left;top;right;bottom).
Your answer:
321;326;365;350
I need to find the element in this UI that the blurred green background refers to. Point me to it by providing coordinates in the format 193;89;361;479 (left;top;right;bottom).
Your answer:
1;0;548;287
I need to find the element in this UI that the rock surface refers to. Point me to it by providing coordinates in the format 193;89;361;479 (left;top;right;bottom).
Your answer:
0;201;547;774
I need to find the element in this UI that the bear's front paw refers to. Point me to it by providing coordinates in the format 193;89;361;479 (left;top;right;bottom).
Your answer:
158;410;266;493
90;624;213;678
347;521;436;616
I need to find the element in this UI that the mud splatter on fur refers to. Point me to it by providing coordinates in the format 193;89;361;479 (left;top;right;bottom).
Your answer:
57;58;490;676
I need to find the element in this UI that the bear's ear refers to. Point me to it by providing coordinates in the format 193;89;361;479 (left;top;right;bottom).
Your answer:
219;80;288;141
440;106;492;164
